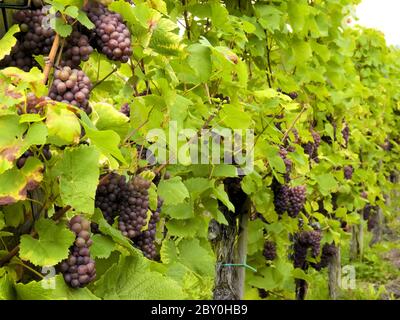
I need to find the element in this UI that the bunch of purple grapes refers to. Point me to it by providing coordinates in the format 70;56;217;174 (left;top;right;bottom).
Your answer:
279;147;292;183
303;129;321;163
342;122;350;148
13;8;55;56
85;3;132;62
313;243;338;270
61;31;94;68
272;180;306;218
16;93;49;115
95;173;127;225
293;230;321;269
343;165;353;180
118;175;151;239
263;240;277;261
133;198;163;260
16;145;51;169
49;67;92;114
60;215;96;288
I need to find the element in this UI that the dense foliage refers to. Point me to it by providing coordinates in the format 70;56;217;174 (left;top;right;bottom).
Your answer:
0;0;399;300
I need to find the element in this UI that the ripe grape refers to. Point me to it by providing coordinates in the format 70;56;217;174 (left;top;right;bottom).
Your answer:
16;145;51;169
343;165;353;180
60;215;96;288
95;173;127;225
61;31;93;68
133;198;163;260
263;240;277;261
85;3;133;62
279;147;292;183
342;122;350;148
120;103;130;117
293;230;321;269
118;176;151;239
272;180;306;218
49;67;92;114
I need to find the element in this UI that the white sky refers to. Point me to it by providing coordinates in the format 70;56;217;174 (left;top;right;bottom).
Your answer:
356;0;400;45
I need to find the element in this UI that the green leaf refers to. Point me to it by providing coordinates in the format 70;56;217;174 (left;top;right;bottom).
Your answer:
92;209;137;255
220;104;252;129
52;18;73;37
212;184;234;212
91;234;115;259
55;146;99;214
64;6;79;19
0;25;20;61
46;104;81;146
187;44;212;83
0;269;15;300
178;239;215;277
314;173;338;196
93;255;185;299
77;10;95;29
157;177;189;206
81;117;126;168
92;102;129;137
0;158;43;205
164;202;194;220
14;275;99;300
19;219;75;266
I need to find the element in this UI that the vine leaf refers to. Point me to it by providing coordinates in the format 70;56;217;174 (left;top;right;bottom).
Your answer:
14;275;99;300
0;158;43;205
46;104;81;146
91;209;137;255
54;145;100;214
19;219;75;267
157;176;189;206
0;25;20;61
90;234;115;259
93;255;185;299
91;102;129;138
0;269;15;300
80;114;127;168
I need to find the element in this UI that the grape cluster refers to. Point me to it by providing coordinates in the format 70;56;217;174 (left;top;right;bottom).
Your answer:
120;103;130;117
13;8;55;56
133;198;163;260
0;41;36;72
343;165;353;180
49;67;92;114
95;173;127;225
263;240;277;261
16;93;49;115
342;122;350;148
363;204;379;231
85;3;133;62
293;230;321;269
61;31;93;68
279;147;292;183
272;180;306;218
317;243;338;270
303;129;321;163
60;215;96;288
118;176;151;239
16;145;51;169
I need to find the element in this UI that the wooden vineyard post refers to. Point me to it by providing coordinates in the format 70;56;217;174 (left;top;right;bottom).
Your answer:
328;246;341;300
350;221;363;261
211;201;250;300
369;207;383;246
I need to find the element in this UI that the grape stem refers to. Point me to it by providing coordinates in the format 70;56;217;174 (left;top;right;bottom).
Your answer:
281;103;307;143
90;68;118;92
42;34;60;85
